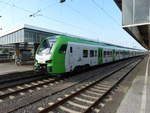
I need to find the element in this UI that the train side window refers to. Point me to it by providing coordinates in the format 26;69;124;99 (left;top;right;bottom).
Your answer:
108;51;110;56
110;51;112;56
95;50;97;57
106;51;109;56
90;50;94;57
70;47;72;53
59;44;67;54
104;51;107;56
109;51;111;56
83;50;88;58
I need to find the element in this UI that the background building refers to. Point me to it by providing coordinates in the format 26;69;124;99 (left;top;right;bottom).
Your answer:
0;24;63;64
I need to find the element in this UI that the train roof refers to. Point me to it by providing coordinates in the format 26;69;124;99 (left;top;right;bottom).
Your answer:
54;35;144;52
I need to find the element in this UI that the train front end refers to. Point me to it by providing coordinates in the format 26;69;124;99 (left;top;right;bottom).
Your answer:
34;37;56;73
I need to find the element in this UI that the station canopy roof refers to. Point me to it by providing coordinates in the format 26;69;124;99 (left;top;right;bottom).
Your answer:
114;0;150;50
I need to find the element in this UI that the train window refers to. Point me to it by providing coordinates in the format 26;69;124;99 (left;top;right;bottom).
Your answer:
83;50;88;58
107;51;110;56
70;47;72;53
95;50;97;57
107;51;109;56
104;51;107;56
59;44;67;54
106;51;108;56
110;51;112;56
109;51;111;56
90;50;94;57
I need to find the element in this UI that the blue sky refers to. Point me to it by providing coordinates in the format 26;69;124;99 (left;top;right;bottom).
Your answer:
0;0;145;50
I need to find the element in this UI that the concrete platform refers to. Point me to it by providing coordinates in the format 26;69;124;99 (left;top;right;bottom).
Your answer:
117;55;150;113
0;62;33;75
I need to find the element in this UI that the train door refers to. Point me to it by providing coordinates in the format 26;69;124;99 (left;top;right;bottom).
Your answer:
103;48;112;63
71;44;83;68
120;51;122;59
65;44;72;72
117;51;120;60
103;48;107;63
112;49;115;61
94;49;98;65
82;49;89;66
108;49;113;62
98;48;103;64
65;43;78;72
69;46;74;71
89;49;95;66
69;44;82;71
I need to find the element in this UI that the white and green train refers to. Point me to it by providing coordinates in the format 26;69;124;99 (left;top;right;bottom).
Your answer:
34;35;144;74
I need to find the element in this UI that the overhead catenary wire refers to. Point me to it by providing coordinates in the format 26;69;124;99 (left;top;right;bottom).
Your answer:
0;0;115;38
0;0;135;47
0;0;13;30
40;1;59;11
89;0;128;44
0;0;32;13
0;0;99;37
41;15;101;37
90;0;134;47
28;3;102;37
0;0;12;12
28;10;96;36
65;4;103;42
91;0;120;26
67;5;98;27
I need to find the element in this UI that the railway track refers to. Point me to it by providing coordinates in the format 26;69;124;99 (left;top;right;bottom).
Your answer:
38;59;141;113
0;77;60;100
0;57;144;113
0;57;137;102
0;73;50;89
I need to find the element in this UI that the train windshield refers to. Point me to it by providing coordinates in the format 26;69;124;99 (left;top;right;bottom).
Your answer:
37;38;56;55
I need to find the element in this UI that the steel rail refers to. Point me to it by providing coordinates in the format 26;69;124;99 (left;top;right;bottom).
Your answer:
0;78;58;99
84;60;141;113
0;57;135;100
0;74;49;90
39;57;142;113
